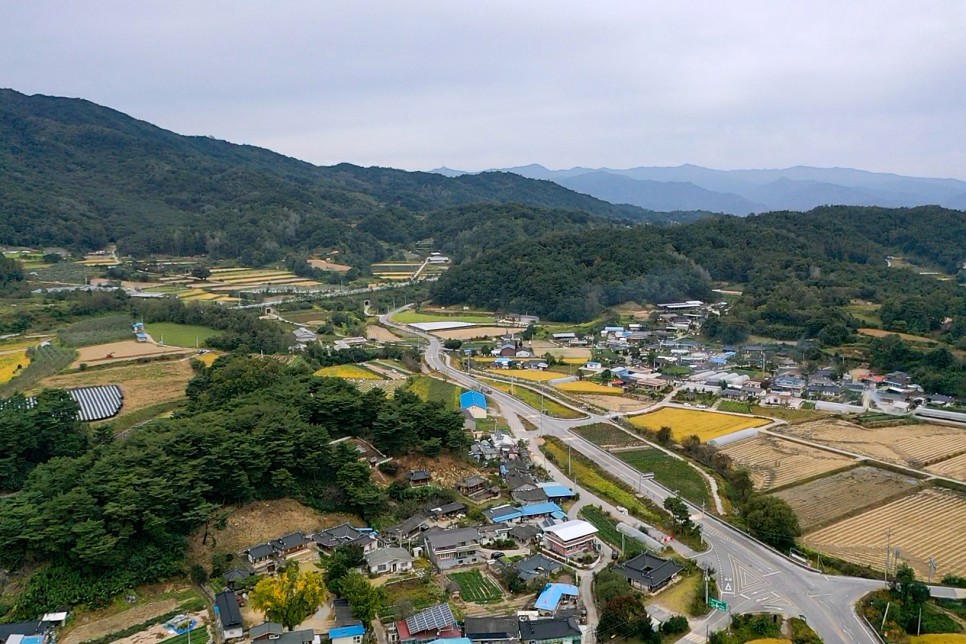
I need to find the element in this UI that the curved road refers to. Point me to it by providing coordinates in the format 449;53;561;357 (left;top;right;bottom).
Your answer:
381;309;884;644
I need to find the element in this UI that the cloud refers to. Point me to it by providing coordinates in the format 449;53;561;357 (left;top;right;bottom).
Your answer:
2;1;965;177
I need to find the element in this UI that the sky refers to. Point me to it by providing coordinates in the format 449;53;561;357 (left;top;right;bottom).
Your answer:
3;1;966;178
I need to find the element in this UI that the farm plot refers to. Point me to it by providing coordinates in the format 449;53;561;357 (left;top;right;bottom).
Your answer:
779;419;966;470
719;435;855;491
406;376;462;408
40;360;195;417
313;364;382;379
577;394;648;413
146;323;220;348
926;452;966;480
433;326;515;340
393;310;495;325
773;466;920;531
485;368;559;382
573;423;647;448
448;570;503;603
0;349;29;384
555;381;624;395
72;341;192;367
616;448;712;507
804;488;966;578
628;407;769;442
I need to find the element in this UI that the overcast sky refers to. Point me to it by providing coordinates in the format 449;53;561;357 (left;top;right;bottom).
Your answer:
3;1;966;177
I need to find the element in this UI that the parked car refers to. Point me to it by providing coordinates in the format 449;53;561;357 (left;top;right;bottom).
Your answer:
490;551;505;560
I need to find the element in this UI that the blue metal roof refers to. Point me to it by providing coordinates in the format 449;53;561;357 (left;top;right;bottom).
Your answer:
537;483;576;498
330;624;366;639
460;391;487;410
534;583;579;611
519;502;564;517
487;506;522;523
427;639;472;644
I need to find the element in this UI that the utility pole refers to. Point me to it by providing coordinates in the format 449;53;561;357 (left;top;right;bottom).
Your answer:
885;529;892;583
568;443;572;478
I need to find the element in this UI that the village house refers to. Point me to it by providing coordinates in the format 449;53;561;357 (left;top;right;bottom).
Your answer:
463;616;520;644
390;603;461;644
244;542;279;572
424;527;483;570
429;502;467;520
365;547;414;575
518;617;582;644
542;520;598;558
614;552;684;593
534;583;580;616
271;532;313;560
408;470;432;487
383;513;430;546
457;474;488;496
313;523;377;554
514;553;562;582
214;590;244;640
329;599;365;644
460;391;488;419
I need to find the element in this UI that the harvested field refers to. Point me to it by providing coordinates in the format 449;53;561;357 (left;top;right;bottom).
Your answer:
804;488;966;578
629;406;769;442
39;360;194;417
72;340;191;367
720;435;855;491
858;328;937;344
485;368;559;382
573;423;647;448
432;326;515;340
926;452;966;480
576;394;649;412
779;420;966;470
308;258;351;272
366;325;401;341
186;498;357;566
773;466;920;531
61;599;182;644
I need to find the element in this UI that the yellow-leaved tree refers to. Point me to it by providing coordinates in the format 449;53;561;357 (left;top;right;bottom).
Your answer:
250;561;326;630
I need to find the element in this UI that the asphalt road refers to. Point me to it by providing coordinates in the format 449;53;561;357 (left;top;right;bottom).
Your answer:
380;310;886;644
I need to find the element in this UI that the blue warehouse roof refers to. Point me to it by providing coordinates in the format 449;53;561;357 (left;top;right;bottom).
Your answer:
534;583;579;611
460;391;487;410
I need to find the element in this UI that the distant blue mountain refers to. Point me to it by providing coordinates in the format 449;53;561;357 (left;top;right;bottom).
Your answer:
431;164;966;215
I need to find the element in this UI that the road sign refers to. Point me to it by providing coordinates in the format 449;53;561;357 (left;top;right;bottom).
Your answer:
709;598;728;612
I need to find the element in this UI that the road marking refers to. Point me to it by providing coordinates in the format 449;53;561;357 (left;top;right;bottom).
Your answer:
763;571;781;577
807;593;831;598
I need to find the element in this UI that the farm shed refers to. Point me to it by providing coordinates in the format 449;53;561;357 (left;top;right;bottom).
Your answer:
9;385;124;422
616;522;664;552
707;427;759;447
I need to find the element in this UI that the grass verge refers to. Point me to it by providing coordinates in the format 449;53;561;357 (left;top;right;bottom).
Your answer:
482;378;584;419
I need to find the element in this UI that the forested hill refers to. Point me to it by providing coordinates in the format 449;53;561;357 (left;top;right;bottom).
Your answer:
0;89;696;264
433;205;966;330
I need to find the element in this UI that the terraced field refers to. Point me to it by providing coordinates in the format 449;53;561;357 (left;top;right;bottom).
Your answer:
926;452;966;480
629;407;769;442
720;435;854;491
313;364;382;379
779;419;966;469
773;466;920;531
804;488;966;578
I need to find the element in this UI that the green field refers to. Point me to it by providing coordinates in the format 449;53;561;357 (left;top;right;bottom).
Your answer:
158;626;208;644
59;314;134;347
393;310;495;324
749;404;826;422
407;376;463;409
717;400;752;414
579;506;645;557
573;423;646;447
0;344;76;396
147;323;221;348
616;448;711;507
448;570;503;603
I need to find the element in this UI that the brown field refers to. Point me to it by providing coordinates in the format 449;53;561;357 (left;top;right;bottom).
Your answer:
779;419;966;469
858;328;937;344
720;435;855;491
40;360;194;416
366;325;402;341
773;466;920;531
186;498;358;566
72;340;191;367
805;488;966;578
926;452;966;480
432;326;515;340
577;394;651;412
308;258;352;272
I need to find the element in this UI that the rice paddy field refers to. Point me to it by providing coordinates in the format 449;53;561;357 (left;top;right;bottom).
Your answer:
313;364;382;379
804;488;966;578
485;368;559;382
0;349;30;384
628;407;770;442
405;376;463;409
719;434;855;491
772;466;920;531
554;381;624;395
778;419;966;470
393;310;496;324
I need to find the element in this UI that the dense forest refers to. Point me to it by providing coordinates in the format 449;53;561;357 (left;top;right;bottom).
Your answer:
0;90;699;265
0;354;464;616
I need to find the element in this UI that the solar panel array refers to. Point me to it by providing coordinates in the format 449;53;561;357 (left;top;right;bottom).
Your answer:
405;603;456;634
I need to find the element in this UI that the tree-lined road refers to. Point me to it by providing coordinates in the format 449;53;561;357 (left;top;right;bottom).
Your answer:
380;309;885;643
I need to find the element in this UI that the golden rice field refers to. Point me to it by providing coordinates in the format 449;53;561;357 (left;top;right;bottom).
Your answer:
314;364;382;380
0;350;30;384
486;368;559;382
926;452;966;481
194;352;220;366
910;636;966;644
628;407;769;442
720;435;854;491
554;381;624;395
804;488;966;578
779;419;966;469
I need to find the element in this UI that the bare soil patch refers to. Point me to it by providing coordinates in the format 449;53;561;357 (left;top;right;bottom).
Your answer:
773;465;920;531
61;599;181;644
778;419;966;469
40;361;194;417
72;341;191;367
186;498;358;567
366;325;401;342
308;258;352;272
112;611;208;644
720;434;854;491
577;394;651;412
